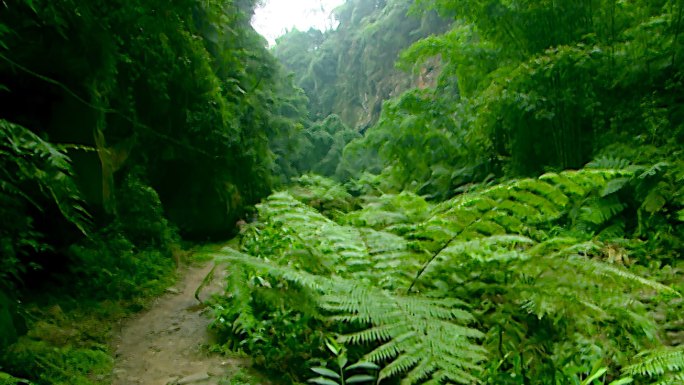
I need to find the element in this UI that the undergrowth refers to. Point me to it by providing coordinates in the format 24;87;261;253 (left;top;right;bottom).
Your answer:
0;165;181;384
0;256;177;385
0;121;185;383
209;166;683;384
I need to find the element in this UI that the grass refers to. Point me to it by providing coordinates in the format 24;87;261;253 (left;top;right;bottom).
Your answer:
0;250;179;385
219;368;272;385
0;236;247;385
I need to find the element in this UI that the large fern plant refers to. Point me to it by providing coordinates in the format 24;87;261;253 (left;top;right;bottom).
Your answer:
399;167;679;383
210;170;679;384
213;246;485;384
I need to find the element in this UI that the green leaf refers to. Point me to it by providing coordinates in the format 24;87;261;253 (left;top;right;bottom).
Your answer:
607;378;633;385
346;361;380;371
581;367;607;385
311;367;341;379
642;189;667;214
326;340;339;356
601;177;630;197
346;375;376;383
308;377;340;385
676;209;684;222
338;355;348;370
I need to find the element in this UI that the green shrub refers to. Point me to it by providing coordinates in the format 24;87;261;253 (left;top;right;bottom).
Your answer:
67;230;175;300
115;173;179;251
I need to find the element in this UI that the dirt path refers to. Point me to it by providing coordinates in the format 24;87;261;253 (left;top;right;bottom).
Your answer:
111;260;248;385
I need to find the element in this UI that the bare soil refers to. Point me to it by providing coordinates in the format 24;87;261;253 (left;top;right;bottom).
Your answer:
111;262;247;385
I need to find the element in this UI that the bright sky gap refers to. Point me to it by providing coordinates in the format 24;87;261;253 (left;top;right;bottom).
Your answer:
251;0;346;45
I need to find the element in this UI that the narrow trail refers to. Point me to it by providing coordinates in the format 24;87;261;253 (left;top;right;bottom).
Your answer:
111;259;248;385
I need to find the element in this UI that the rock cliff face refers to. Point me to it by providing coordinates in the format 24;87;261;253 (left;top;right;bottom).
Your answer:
273;0;450;130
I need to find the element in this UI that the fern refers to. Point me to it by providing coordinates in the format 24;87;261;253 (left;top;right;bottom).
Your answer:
0;119;90;234
249;191;425;287
586;157;634;170
342;192;432;231
357;228;424;289
327;287;485;385
215;247;327;292
211;165;679;384
408;168;652;260
219;263;259;337
289;174;356;217
622;346;684;385
394;168;677;382
212;248;486;385
0;120;91;287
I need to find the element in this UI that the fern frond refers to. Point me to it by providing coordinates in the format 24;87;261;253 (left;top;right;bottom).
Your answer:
342;192;431;230
569;256;678;295
224;264;258;334
540;172;587;197
325;285;485;385
595;221;626;240
416;169;635;251
214;247;328;292
422;235;534;279
253;191;428;287
515;179;570;207
336;324;399;344
0;119;91;234
510;189;561;219
586;157;633;170
289;174;355;215
212;244;486;384
654;373;684;385
638;162;669;179
600;177;631;197
623;346;684;379
577;197;626;226
254;192;368;273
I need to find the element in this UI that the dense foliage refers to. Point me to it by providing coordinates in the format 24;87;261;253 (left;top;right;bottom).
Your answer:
207;0;684;384
1;0;683;384
338;0;684;197
0;0;310;383
211;170;683;384
273;0;450;129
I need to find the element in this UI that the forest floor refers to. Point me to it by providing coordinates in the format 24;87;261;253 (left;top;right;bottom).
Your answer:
110;257;253;385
